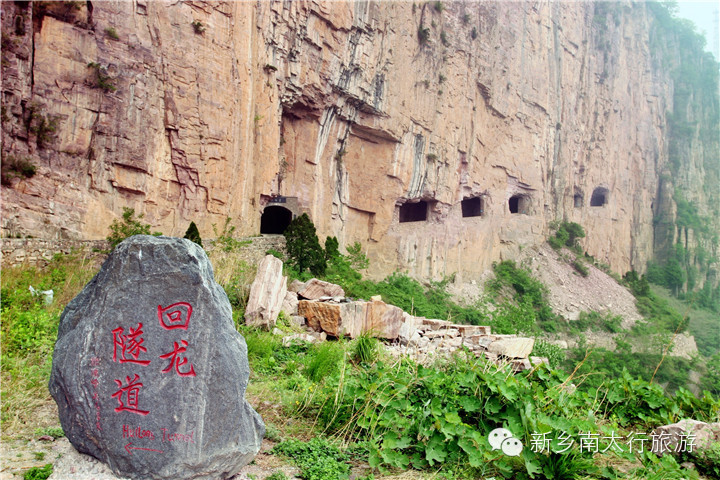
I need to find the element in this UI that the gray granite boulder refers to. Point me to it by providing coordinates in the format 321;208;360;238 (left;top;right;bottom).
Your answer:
49;235;264;480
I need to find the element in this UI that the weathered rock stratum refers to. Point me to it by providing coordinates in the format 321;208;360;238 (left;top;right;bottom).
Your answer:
2;1;718;283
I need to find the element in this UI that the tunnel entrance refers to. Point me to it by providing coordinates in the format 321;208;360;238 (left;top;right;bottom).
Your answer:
260;205;293;234
590;187;609;207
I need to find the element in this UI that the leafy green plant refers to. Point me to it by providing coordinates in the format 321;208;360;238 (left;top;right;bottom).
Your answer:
682;441;720;478
548;221;585;251
487;260;556;331
284;213;326;276
266;248;284;260
183;221;203;247
211;217;249;252
272;438;350;480
107;207;160;248
572;258;589;277
23;464;52;480
87;62;116;92
191;20;205;34
531;340;565;367
1;155;36;185
433;1;444;13
104;27;119;40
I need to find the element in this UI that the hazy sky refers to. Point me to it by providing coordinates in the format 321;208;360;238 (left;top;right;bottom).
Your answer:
676;0;719;60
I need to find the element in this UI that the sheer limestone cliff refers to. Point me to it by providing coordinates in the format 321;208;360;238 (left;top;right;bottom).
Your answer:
2;1;718;285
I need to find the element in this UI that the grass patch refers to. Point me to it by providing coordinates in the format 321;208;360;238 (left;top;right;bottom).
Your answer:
1;252;101;439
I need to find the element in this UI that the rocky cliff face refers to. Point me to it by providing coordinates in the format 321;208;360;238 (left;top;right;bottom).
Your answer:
2;1;717;283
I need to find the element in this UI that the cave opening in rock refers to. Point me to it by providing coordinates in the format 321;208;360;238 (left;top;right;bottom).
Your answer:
399;201;428;223
461;197;484;217
509;195;528;214
574;193;584;208
590;187;609;207
260;205;293;234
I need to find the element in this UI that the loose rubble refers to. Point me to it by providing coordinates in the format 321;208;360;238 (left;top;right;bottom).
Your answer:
245;264;544;372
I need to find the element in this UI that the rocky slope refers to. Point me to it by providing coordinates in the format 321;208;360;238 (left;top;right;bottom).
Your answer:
1;1;718;284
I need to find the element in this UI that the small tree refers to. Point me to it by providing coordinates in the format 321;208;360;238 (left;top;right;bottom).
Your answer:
325;236;340;262
284;213;326;276
184;221;203;247
107;207;159;248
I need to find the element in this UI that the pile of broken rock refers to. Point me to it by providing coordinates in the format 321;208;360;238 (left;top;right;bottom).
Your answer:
244;256;547;372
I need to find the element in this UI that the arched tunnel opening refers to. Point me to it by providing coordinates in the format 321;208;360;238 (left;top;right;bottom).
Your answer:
260;205;293;234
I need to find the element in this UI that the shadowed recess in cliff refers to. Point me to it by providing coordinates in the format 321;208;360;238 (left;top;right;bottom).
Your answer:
260;206;293;234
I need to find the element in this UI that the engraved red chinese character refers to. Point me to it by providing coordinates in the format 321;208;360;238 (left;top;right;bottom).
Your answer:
157;302;192;330
112;374;150;416
159;340;196;377
112;323;151;366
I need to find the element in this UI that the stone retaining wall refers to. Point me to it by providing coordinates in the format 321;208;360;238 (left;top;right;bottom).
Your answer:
1;235;287;269
0;238;110;267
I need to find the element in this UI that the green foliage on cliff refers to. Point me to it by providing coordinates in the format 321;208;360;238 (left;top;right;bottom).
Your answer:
646;1;720;307
107;207;161;248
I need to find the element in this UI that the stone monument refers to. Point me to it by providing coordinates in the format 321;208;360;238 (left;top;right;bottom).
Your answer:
49;235;264;480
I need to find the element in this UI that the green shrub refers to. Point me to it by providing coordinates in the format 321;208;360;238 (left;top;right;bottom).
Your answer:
284;213;326;276
23;464;52;480
24;102;60;148
531;340;565;367
107;207;160;248
183;221;202;247
0;305;59;356
490;300;535;334
1;155;36;185
104;27;119;40
272;438;350;480
574;311;622;333
87;62;116;92
548;221;585;250
487;260;555;328
191;20;205;34
211;217;249;252
324;236;340;262
572;258;589;277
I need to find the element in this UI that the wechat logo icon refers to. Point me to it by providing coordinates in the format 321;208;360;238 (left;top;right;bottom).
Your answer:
488;428;523;457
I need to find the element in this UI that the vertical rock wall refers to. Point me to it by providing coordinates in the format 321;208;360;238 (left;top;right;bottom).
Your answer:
1;1;717;282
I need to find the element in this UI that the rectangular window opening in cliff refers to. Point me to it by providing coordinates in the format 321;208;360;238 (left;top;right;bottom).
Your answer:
574;194;584;208
461;197;484;218
509;195;530;215
399;201;429;223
